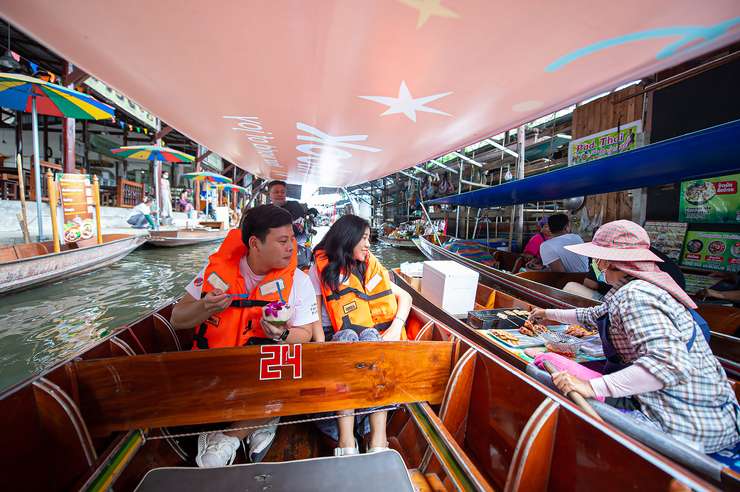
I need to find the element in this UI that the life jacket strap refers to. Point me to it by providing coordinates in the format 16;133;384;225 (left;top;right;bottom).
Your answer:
325;287;393;302
193;323;209;349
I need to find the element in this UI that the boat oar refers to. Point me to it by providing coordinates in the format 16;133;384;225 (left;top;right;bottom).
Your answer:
542;361;604;422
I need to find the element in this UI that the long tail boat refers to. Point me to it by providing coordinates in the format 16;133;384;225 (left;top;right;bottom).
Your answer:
379;235;418;250
1;297;729;491
0;234;146;295
390;268;740;488
415;234;740;378
146;229;229;247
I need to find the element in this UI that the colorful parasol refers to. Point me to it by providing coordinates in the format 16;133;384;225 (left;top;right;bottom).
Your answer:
111;145;195;162
183;171;232;184
216;183;248;193
0;73;115;240
0;72;114;119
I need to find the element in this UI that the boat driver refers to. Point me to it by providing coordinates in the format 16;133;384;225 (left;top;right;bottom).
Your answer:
170;204;318;467
268;180;313;268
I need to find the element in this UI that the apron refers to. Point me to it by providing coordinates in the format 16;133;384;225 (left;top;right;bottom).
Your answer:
597;309;711;374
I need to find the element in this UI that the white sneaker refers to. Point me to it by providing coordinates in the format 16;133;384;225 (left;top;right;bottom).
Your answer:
247;418;279;463
195;432;241;468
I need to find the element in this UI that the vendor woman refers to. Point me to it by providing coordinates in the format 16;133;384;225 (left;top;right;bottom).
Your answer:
530;220;739;453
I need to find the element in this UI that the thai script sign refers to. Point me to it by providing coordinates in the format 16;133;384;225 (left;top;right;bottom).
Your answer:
681;230;740;273
679;173;739;224
58;173;95;243
568;120;642;166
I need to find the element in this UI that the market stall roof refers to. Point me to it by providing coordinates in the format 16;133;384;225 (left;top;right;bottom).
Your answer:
4;2;740;186
427;118;740;208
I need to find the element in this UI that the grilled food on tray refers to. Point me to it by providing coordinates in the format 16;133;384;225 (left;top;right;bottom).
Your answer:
519;320;549;337
490;329;519;345
565;324;596;338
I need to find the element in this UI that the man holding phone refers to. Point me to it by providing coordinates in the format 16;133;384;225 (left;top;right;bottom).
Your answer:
171;205;318;467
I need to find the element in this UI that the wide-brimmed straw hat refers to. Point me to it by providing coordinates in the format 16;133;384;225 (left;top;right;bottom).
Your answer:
564;220;663;262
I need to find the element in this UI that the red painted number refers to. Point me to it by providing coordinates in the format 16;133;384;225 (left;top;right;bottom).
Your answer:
259;344;302;380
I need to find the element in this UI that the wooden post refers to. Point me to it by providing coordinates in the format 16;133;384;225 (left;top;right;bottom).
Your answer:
92;175;103;244
16;152;31;243
46;171;60;252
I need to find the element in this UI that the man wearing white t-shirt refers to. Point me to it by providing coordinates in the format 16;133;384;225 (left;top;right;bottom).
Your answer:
170;205;318;468
539;213;589;273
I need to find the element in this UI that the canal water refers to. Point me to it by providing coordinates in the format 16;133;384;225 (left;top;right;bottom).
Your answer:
0;238;423;392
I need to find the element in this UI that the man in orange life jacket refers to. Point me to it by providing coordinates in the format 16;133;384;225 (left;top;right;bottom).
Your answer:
170;205;318;467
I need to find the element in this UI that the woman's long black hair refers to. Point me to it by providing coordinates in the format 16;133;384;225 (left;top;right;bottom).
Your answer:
314;215;370;292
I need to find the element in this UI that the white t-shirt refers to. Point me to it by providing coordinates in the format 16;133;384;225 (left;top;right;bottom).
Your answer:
307;264;331;325
185;257;318;327
132;202;151;215
539;233;589;272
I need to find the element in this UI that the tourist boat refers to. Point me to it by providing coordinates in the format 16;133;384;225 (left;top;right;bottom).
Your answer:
413;235;740;379
379;235;418;249
146;228;229;248
1;298;730;491
0;234;147;296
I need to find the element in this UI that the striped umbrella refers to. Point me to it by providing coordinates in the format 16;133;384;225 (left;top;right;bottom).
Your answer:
183;171;232;184
0;72;114;119
111;145;195;163
216;183;248;193
0;73;115;240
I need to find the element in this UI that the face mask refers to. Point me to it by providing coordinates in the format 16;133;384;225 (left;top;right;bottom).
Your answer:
592;260;607;283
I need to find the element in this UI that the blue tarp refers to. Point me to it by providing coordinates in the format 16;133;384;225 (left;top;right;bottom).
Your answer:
428;119;740;208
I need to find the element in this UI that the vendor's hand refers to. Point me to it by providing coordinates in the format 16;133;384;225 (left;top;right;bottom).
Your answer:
528;308;547;323
381;318;405;341
551;371;596;399
203;289;231;314
703;288;725;300
260;319;288;339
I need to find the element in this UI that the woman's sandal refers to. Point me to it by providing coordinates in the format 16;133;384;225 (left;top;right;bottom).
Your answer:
334;439;359;456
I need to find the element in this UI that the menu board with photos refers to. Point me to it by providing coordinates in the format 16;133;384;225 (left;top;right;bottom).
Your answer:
681;230;740;272
678;173;740;224
58;173;95;243
643;221;687;262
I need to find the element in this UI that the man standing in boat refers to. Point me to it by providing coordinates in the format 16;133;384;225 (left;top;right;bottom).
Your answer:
170;205;318;467
268;180;313;268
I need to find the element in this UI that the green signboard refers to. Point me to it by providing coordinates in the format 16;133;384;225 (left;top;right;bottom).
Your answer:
568;120;641;166
681;230;740;272
679;173;740;224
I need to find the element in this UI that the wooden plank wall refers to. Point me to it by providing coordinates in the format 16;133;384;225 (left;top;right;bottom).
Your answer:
571;84;645;231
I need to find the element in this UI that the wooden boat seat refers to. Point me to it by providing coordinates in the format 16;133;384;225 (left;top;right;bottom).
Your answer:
67;238;99;249
135;450;415;492
0;245;17;262
12;242;49;259
696;304;740;337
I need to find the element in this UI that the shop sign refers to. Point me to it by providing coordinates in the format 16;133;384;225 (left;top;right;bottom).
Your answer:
84;76;157;128
58;173;95;243
678;173;740;224
681;230;740;272
568;120;642;166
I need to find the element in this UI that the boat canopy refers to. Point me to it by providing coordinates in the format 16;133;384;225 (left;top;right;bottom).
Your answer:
4;2;740;185
427;118;740;207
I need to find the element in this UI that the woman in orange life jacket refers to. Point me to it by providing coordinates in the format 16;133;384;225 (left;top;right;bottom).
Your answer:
308;214;412;455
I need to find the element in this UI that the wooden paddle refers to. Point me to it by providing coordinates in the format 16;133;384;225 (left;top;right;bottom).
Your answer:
542;361;604;422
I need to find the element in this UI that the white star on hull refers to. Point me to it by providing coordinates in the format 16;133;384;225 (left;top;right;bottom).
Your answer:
359;81;452;123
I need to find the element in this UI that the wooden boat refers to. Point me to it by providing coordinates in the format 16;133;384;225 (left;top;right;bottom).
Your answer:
146;228;229;247
1;299;728;491
0;234;147;296
379;235;418;249
415;234;740;377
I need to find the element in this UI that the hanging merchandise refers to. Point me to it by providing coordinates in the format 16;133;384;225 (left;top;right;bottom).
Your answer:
504;168;513;181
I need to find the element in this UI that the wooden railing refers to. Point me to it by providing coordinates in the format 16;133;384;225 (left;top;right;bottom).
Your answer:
116;178;144;208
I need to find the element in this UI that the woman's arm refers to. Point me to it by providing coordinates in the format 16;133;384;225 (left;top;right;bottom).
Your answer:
312;295;326;341
382;283;413;341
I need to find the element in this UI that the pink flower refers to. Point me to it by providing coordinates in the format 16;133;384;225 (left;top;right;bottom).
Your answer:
264;301;286;318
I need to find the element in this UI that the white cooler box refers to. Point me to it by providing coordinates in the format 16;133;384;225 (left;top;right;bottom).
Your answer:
421;261;479;318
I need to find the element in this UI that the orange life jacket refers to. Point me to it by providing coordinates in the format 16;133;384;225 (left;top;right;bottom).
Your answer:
314;249;398;335
192;229;297;349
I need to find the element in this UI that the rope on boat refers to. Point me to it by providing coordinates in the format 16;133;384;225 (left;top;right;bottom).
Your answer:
141;405;400;442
